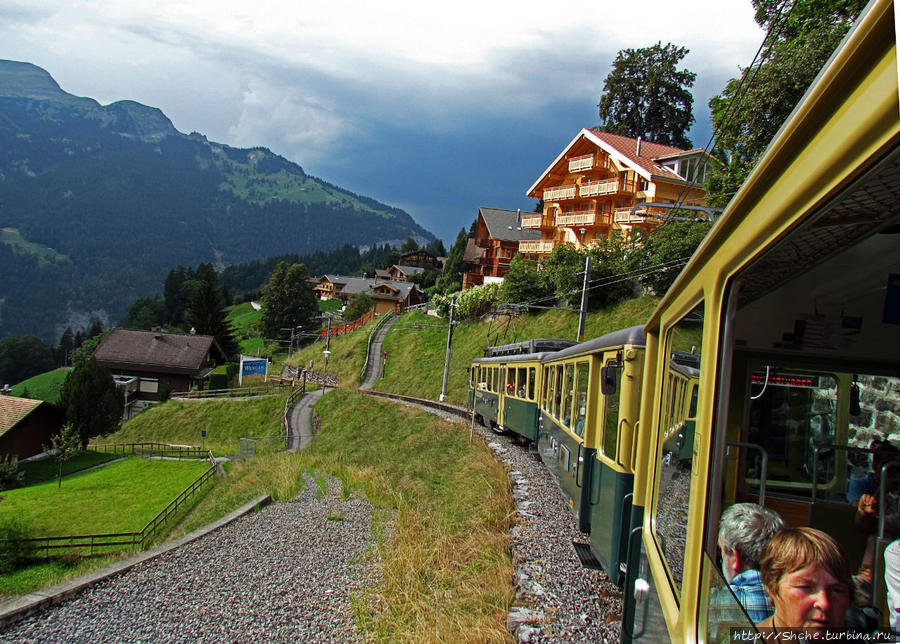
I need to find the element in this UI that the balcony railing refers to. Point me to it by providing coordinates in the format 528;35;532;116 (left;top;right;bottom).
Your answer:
520;214;544;228
568;154;595;173
579;178;637;198
556;211;608;227
543;185;576;201
614;205;667;224
518;239;556;254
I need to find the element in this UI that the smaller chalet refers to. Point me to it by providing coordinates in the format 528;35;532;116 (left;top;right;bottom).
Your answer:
399;249;443;270
93;329;227;415
388;265;424;282
462;207;540;289
313;274;422;314
0;396;65;461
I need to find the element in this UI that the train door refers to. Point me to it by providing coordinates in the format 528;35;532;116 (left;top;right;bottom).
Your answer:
624;302;705;642
588;349;637;583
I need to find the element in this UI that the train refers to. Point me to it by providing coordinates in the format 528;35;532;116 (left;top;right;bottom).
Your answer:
469;0;900;639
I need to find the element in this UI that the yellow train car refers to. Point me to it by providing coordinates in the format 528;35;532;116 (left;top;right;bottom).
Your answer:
621;0;900;640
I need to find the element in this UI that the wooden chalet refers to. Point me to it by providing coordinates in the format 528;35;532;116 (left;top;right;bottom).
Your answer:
93;329;227;414
399;249;443;270
314;274;422;314
523;129;710;256
0;395;65;461
388;265;424;282
462;207;540;289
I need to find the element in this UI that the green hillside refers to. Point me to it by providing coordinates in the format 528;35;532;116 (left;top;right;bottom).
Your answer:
11;367;69;403
0;59;435;341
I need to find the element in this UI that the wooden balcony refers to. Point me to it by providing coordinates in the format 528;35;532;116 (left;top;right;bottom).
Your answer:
520;214;545;228
614;205;667;224
555;210;613;227
579;178;636;198
543;185;576;201
568;154;595;173
518;239;555;254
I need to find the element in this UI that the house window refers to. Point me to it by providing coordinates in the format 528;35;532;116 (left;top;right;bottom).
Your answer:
139;377;159;393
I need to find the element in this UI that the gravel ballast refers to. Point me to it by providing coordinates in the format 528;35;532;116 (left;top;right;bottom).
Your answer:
0;474;377;643
3;401;624;643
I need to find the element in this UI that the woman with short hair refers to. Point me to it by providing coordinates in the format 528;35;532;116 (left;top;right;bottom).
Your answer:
757;527;853;635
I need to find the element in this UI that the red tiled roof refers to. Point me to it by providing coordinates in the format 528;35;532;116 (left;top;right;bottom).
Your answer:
0;396;42;438
586;130;688;181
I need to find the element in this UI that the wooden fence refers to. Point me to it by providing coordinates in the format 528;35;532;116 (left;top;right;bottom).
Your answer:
317;310;375;339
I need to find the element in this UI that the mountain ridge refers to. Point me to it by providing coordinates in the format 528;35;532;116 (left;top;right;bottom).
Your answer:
0;59;434;341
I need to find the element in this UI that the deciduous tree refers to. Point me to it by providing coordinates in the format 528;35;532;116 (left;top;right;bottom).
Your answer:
260;261;319;339
44;423;81;488
597;42;696;149
705;0;868;206
344;293;375;322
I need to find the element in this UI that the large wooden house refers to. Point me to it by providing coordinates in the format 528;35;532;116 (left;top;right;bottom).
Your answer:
522;129;710;256
462;207;540;289
0;396;65;461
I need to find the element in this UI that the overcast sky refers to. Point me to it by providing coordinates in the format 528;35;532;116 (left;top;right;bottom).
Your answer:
1;1;764;246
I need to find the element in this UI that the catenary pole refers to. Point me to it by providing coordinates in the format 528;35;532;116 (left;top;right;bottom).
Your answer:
439;295;456;402
577;255;592;342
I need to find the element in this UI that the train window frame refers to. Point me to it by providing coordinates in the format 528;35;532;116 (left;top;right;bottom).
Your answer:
529;367;536;401
573;361;589;438
601;356;622;462
562;363;575;428
651;299;705;600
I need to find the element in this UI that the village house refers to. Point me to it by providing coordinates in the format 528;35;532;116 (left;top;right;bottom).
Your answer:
93;329;227;416
462;207;540;289
312;274;422;314
522;129;710;256
388;264;424;282
0;395;65;461
399;249;444;270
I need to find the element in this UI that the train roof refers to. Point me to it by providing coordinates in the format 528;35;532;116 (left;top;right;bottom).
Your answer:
473;351;558;365
481;338;577;358
545;325;645;361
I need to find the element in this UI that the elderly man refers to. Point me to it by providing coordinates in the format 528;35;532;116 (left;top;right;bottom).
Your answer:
715;503;786;623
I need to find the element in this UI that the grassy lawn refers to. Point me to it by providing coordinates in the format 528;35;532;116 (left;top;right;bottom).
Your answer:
377;295;660;406
285;315;375;384
0;457;210;536
18;451;119;487
99;394;286;456
11;368;70;403
226;302;268;357
319;298;343;313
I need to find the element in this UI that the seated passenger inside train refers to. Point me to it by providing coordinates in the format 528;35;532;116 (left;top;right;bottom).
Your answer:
711;503;786;623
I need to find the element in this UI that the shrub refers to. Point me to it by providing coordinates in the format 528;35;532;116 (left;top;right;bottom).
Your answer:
0;456;23;492
433;283;501;321
0;519;35;573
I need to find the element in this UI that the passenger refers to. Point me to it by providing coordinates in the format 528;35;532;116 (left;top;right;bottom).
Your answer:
851;439;900;602
757;527;853;635
885;539;900;632
713;503;786;623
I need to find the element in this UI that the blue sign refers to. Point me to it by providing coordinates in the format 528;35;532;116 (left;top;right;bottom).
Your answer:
201;430;207;438
241;358;268;376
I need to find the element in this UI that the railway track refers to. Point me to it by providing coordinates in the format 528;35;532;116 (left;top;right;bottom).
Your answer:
360;389;471;420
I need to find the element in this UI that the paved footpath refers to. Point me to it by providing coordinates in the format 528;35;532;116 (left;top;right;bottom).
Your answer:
285;388;325;451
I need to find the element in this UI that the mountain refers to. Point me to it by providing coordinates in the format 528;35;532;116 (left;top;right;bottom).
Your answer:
0;60;434;341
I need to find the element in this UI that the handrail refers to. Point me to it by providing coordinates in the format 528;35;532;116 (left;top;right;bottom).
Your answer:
92;442;210;459
360;311;395;382
170;384;280;399
282;376;307;447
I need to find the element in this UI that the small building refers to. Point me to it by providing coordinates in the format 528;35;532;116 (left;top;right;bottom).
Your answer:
399;249;443;270
312;274;349;301
462;207;540;289
93;329;227;414
0;396;65;461
374;269;391;280
388;265;425;282
523;129;710;256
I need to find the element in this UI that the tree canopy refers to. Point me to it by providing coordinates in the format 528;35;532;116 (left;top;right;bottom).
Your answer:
184;264;238;359
597;42;696;149
705;0;868;206
260;261;319;339
59;357;123;448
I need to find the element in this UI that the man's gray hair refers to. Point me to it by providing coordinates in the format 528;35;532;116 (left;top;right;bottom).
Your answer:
718;503;786;570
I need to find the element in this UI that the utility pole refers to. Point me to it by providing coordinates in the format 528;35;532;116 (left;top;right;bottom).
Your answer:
577;254;592;343
322;316;332;394
439;295;456;402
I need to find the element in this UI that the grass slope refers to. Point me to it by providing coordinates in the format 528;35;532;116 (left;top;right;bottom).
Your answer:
378;295;660;406
11;367;69;403
100;395;286;457
284;315;375;384
0;457;210;535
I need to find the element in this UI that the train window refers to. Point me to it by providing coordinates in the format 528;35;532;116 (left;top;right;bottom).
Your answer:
743;368;838;496
563;364;575;428
528;367;536;400
554;366;564;420
491;367;498;393
542;366;551;408
602;358;622;460
517;368;527;397
653;301;704;595
573;361;589;437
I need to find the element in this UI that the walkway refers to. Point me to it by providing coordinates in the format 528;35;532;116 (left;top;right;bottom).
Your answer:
360;315;397;390
285;388;325;451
